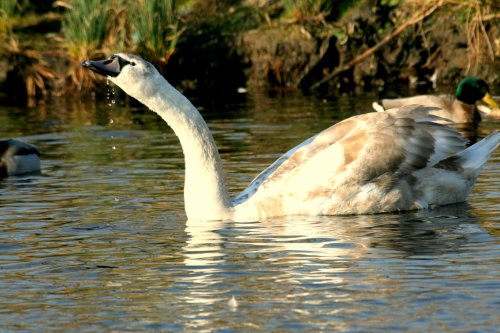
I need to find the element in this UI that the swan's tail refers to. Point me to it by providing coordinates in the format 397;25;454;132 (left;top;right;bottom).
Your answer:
457;131;500;171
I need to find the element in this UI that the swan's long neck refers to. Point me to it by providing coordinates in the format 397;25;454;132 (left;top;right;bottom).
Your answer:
135;76;231;220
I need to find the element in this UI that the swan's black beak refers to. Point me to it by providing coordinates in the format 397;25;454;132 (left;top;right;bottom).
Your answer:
81;55;131;77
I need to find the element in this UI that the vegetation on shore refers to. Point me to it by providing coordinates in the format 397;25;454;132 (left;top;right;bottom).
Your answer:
0;0;498;106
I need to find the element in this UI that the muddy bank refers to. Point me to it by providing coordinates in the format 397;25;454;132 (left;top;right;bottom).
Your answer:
166;1;499;94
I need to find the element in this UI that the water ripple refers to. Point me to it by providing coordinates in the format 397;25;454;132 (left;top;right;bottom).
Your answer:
1;96;499;332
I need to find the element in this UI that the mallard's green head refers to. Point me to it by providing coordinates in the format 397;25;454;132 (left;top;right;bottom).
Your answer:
456;77;498;107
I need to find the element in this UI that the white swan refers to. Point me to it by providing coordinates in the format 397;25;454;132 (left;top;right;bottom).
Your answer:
0;139;41;178
82;54;500;221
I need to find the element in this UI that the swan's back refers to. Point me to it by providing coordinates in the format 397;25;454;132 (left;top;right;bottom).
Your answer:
232;105;472;219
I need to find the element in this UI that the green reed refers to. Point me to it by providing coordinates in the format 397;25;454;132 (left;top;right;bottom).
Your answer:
0;0;17;16
282;0;334;20
60;0;110;58
0;0;18;39
129;0;179;64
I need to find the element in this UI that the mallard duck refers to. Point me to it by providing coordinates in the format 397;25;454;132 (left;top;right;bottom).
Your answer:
372;77;499;124
82;54;500;221
0;139;41;178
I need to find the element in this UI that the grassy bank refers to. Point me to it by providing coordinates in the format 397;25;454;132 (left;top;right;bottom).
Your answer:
0;0;498;105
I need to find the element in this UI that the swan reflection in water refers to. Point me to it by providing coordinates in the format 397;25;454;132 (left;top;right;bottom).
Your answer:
179;203;479;316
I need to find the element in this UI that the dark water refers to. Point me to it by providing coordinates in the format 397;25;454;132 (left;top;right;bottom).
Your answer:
1;90;499;332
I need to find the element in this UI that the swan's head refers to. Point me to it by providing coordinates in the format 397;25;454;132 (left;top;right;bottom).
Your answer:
82;53;161;100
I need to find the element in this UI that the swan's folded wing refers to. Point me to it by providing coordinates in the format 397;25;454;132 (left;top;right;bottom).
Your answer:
233;105;466;207
232;113;364;205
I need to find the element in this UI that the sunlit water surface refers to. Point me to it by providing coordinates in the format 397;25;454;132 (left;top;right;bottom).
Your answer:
1;90;499;332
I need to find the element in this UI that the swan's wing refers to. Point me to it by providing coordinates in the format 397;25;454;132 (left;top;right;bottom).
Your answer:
233;113;364;205
233;134;316;205
360;106;466;169
233;105;466;207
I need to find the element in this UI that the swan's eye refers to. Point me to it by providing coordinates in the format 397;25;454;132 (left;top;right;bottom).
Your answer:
130;61;136;66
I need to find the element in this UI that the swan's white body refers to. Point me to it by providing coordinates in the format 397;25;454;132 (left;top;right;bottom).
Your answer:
0;139;41;178
83;54;500;221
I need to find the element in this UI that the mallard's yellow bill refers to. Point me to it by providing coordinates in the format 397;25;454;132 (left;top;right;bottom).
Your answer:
482;92;499;108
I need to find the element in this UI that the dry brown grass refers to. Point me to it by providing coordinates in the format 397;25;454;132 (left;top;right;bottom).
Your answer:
403;0;497;73
461;0;496;73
